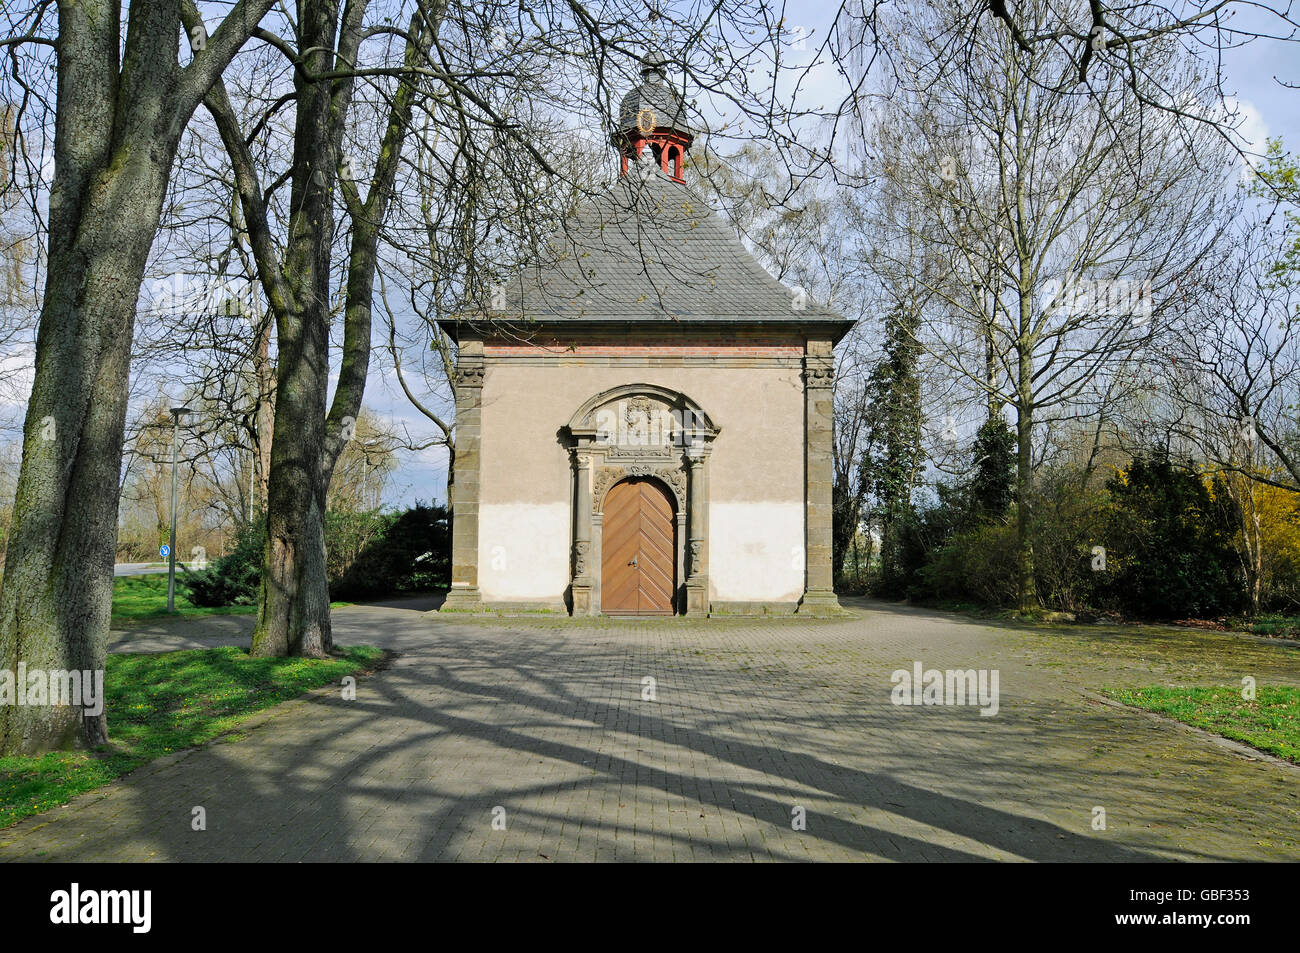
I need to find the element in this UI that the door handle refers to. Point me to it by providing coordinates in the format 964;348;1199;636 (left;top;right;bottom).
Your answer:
628;556;638;568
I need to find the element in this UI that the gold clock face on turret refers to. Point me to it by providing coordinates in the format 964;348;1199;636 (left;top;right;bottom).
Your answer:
636;108;657;135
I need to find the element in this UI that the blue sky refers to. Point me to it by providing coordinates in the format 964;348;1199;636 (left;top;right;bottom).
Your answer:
10;4;1289;511
1218;28;1298;150
370;5;1300;511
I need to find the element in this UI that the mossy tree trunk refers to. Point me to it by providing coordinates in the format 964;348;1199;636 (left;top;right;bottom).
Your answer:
200;0;437;656
0;0;277;754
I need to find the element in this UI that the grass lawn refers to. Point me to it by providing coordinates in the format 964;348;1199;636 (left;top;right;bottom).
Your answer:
1104;685;1300;764
112;573;256;624
0;644;382;829
1247;615;1300;640
112;573;353;626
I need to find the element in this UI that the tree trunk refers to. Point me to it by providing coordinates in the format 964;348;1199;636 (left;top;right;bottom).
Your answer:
254;398;332;657
251;282;334;656
1015;391;1036;613
0;0;279;753
254;306;275;509
831;478;859;585
0;158;174;752
1247;482;1262;616
245;0;433;656
249;2;340;656
985;325;999;420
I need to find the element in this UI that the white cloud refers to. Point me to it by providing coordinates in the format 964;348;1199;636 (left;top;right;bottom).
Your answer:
1227;96;1271;153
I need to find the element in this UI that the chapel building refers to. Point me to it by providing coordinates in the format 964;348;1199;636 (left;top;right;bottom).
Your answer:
440;52;853;616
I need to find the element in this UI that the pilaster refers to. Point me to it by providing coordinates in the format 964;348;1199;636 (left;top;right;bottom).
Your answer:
797;340;841;615
684;441;711;615
441;339;485;611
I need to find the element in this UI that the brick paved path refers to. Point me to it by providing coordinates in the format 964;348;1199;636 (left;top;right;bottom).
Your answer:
2;599;1297;861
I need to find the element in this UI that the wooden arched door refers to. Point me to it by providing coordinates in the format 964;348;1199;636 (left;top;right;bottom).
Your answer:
601;478;676;615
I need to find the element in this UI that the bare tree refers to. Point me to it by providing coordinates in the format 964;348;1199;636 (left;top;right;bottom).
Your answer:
0;103;39;430
0;0;280;753
860;0;1239;611
187;0;440;656
1159;217;1300;492
1151;204;1300;608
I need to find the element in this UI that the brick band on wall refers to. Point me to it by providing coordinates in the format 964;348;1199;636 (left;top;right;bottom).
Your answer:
484;330;805;358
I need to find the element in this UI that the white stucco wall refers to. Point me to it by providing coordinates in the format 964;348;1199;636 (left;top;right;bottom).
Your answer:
707;502;805;602
476;360;806;604
477;502;572;599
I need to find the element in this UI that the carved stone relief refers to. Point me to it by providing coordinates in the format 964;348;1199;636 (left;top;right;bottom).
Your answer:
593;463;686;512
592;466;626;512
594;396;677;449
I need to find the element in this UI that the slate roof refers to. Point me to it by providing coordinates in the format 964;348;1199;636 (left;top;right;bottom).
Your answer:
444;158;852;341
616;64;697;138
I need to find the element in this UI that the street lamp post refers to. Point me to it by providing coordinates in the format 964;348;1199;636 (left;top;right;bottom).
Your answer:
359;439;381;510
167;406;192;613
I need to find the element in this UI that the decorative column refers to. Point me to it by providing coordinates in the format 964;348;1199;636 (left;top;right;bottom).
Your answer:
570;450;594;615
441;339;485;611
684;442;710;615
797;343;842;614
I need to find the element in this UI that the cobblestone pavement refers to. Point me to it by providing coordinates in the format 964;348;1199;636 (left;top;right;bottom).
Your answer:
3;598;1298;861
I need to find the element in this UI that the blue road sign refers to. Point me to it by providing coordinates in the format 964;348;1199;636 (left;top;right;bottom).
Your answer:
160;544;171;558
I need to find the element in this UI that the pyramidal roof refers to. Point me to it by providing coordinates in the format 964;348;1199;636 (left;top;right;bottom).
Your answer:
449;158;851;340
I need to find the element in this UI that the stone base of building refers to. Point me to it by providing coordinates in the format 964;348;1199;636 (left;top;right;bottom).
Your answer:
478;598;569;615
795;589;843;616
437;592;839;619
685;583;709;615
709;600;799;616
439;586;484;612
569;585;594;616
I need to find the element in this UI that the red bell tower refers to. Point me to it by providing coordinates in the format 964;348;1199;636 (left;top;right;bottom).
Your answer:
613;51;696;184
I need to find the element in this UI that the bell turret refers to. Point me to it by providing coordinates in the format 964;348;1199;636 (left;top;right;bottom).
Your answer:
613;50;695;183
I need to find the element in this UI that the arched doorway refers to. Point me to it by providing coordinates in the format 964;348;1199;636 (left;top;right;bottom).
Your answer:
601;477;676;615
563;383;719;616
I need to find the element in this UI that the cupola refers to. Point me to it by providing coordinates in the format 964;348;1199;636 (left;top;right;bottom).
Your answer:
613;50;695;183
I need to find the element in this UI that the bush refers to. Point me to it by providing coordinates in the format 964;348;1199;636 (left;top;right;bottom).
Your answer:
917;522;1019;606
1257;483;1300;612
1030;479;1110;614
181;503;451;608
876;483;970;600
867;443;1260;619
331;502;450;600
874;424;1015;602
324;509;393;587
1101;450;1244;619
180;516;266;607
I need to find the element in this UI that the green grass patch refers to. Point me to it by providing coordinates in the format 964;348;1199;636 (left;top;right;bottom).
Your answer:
112;573;353;626
1247;615;1300;640
112;573;256;624
0;644;382;829
1103;685;1300;763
